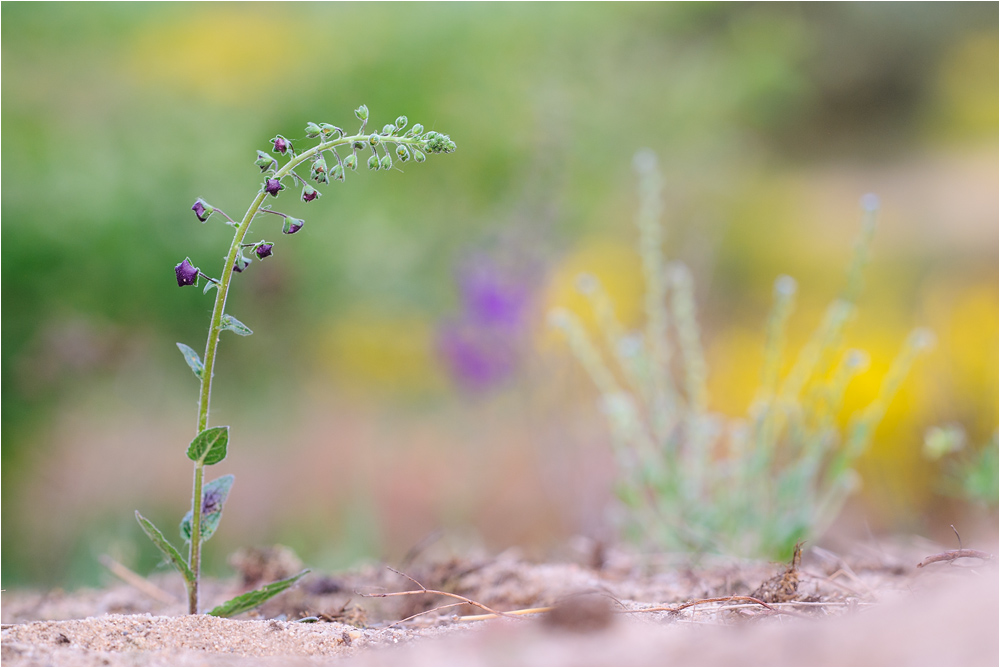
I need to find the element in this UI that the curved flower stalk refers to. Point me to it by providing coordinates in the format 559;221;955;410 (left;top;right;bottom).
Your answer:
137;106;456;615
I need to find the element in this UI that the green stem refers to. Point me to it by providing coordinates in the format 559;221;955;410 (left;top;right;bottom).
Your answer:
184;131;427;614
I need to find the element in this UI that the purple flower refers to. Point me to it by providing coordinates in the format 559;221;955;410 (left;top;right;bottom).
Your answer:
175;258;200;287
301;185;320;202
254;243;273;259
233;255;251;273
264;178;284;197
436;258;537;390
282;217;304;234
271;135;291;155
437;322;517;391
459;264;529;330
191;198;214;222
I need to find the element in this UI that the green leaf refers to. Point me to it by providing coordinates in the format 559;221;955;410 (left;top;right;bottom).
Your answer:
186;426;229;465
208;570;310;618
181;474;234;544
220;314;252;336
203;280;219;295
176;342;204;379
135;511;194;584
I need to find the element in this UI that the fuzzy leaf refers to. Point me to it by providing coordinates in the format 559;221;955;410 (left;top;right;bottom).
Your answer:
186;426;229;465
220;314;252;336
176;342;204;379
135;511;194;584
180;474;234;544
208;570;310;618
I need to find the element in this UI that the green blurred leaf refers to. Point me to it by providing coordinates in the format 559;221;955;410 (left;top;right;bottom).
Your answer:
208;570;310;618
135;511;194;584
220;314;252;336
176;342;204;379
186;426;229;465
180;474;234;544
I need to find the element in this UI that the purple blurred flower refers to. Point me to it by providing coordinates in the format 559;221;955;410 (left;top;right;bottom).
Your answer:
437;257;535;390
175;258;200;287
438;322;517;391
254;243;273;259
459;265;529;330
264;178;284;197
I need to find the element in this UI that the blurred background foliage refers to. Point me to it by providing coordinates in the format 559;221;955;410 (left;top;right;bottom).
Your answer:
2;3;996;588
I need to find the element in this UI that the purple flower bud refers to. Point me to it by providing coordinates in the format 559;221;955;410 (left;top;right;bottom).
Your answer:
271;135;292;155
233;254;251;273
282;217;304;235
191;198;214;222
264;178;284;197
254;243;273;259
175;258;200;287
301;185;321;202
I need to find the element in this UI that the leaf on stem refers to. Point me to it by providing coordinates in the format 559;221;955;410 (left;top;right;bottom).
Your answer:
180;474;235;544
176;343;204;379
208;570;311;618
220;314;253;336
135;511;195;584
186;426;229;465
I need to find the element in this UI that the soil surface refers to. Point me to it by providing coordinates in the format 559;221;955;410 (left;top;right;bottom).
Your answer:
2;538;997;666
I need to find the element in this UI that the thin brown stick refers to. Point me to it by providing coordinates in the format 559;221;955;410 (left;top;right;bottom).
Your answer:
458;606;554;622
361;567;513;623
99;554;178;605
916;549;993;568
625;595;777;615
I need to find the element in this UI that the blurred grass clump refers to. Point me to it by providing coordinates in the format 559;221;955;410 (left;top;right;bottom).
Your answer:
552;152;933;559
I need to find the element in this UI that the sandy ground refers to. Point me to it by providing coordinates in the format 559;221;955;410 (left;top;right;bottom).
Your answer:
2;540;997;666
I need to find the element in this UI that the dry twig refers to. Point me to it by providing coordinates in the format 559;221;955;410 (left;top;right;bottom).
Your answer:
916;549;993;569
361;567;513;626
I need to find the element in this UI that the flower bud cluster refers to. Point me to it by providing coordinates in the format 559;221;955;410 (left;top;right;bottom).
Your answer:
175;106;455;288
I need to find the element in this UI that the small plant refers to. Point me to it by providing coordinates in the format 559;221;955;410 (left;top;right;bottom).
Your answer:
135;106;456;615
924;426;999;508
550;150;932;559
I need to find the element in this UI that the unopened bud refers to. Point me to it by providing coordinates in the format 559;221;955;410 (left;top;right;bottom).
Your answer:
355;104;369;121
319;123;342;138
264;178;284;197
412;148;426;163
305;122;322;138
175;258;200;287
301;185;321;202
395;145;410;162
271;135;292;155
395;115;408;130
367;154;379;170
410;123;424;135
382;123;395;136
344;153;358;171
369;133;381;146
255;150;275;172
332;163;346;182
191;198;215;222
379;154;392;170
311;156;329;183
282;217;305;235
